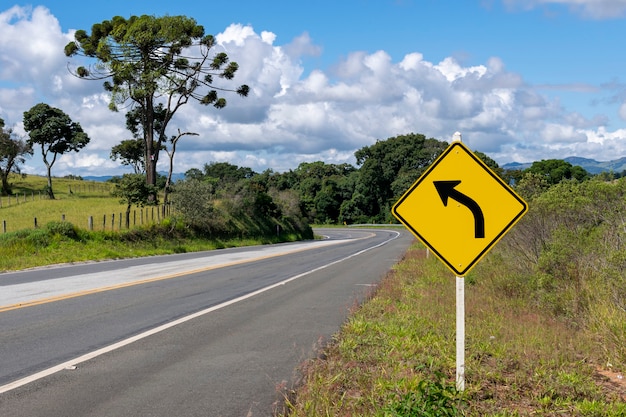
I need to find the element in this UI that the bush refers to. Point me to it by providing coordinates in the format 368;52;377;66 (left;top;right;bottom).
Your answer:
384;376;465;417
501;177;626;364
45;221;82;240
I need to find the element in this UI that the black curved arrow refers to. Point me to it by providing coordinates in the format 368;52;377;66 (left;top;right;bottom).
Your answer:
434;180;485;238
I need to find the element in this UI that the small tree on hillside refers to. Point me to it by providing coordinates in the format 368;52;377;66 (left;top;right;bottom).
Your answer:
163;129;198;204
23;103;90;199
0;118;32;195
110;139;145;174
112;173;155;228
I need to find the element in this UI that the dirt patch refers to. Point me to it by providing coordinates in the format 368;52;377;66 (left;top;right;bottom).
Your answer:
595;366;626;401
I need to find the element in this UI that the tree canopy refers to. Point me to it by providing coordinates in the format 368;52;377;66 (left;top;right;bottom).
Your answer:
110;139;145;174
23;103;90;199
0;118;32;195
350;133;449;222
65;14;249;196
527;159;590;185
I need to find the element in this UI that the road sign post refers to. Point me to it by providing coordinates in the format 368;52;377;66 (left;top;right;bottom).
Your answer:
392;132;528;391
456;275;465;391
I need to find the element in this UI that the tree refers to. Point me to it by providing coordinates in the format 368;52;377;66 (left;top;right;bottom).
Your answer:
526;159;590;185
110;139;145;174
203;161;255;183
65;15;250;197
112;173;155;228
352;133;448;222
23;103;90;199
0;118;32;195
163;129;198;204
291;161;356;223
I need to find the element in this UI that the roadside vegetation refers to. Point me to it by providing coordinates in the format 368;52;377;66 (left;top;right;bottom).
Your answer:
1;130;624;415
0;174;311;272
280;176;626;416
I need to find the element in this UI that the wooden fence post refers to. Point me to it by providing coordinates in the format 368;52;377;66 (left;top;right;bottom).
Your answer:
88;216;93;231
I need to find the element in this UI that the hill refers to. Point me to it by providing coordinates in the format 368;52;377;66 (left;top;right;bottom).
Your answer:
502;156;626;174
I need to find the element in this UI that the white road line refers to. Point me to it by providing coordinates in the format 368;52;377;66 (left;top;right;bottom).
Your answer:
0;230;400;394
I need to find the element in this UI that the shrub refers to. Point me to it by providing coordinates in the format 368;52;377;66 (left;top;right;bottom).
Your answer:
384;376;465;417
501;177;626;364
44;221;82;240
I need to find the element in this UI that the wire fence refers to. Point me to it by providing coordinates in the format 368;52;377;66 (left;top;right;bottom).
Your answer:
0;184;113;207
1;204;174;233
0;183;177;233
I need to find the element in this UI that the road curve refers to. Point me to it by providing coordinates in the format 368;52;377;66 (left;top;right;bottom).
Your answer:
0;228;413;417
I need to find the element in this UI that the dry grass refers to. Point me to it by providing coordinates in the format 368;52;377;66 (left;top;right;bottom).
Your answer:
281;245;626;416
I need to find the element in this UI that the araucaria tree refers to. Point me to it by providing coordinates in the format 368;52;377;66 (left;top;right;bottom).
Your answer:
0;118;33;195
64;15;250;199
23;103;90;199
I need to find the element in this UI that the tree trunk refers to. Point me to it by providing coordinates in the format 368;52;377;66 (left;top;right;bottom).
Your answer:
125;204;131;229
45;162;55;199
143;98;158;203
164;130;197;204
0;173;10;196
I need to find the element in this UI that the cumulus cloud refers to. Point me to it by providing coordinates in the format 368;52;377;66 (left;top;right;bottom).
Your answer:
1;4;626;178
502;0;626;19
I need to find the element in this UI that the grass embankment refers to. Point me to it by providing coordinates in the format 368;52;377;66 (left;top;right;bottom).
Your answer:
0;174;310;272
0;220;301;272
0;175;123;231
281;244;626;416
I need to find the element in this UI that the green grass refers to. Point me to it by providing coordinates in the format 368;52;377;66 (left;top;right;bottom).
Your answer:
0;218;306;272
0;174;310;272
0;174;126;232
280;244;626;416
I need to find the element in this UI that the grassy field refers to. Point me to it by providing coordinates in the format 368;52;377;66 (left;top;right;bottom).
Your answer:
0;174;128;232
280;244;626;416
0;174;305;272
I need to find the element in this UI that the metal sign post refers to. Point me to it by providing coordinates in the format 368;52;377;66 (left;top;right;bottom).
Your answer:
453;132;465;392
392;131;528;393
456;275;465;391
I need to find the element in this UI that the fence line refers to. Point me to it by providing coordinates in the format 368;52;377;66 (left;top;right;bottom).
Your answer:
2;204;173;233
0;184;113;208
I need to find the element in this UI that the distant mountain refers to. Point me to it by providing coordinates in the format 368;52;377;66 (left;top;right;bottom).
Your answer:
83;175;114;182
501;161;532;171
564;156;626;174
502;157;626;175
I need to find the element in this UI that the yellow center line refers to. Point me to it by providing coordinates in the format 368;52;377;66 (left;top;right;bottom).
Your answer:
0;241;350;313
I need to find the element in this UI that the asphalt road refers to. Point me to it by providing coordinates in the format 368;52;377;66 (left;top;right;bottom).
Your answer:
0;228;413;417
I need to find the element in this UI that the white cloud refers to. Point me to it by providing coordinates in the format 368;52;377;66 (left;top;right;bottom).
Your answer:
1;5;626;179
502;0;626;19
619;102;626;120
0;6;73;90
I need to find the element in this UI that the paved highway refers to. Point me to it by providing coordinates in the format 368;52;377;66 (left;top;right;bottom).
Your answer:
0;228;413;417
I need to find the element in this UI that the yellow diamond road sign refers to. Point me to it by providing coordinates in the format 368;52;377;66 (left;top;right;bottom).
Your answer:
392;141;528;276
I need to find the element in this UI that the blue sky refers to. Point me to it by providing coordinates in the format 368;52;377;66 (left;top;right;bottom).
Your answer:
2;1;626;177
